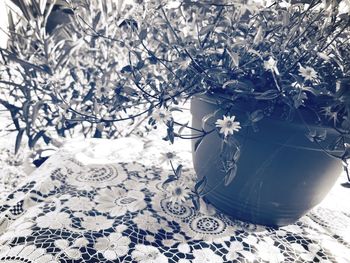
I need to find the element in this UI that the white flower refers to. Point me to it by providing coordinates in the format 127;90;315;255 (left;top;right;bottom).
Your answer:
95;85;112;99
255;240;285;263
131;244;168;263
322;106;339;125
159;151;177;164
123;179;145;191
54;239;83;260
0;218;34;242
166;181;191;204
146;235;156;242
263;57;279;75
226;241;244;261
80;215;114;231
35;211;71;229
162;239;177;247
94;232;131;260
36;179;61;195
243;235;258;245
338;0;350;15
278;0;291;8
152;109;172;124
95;187;146;217
65;196;94;212
0;245;58;263
178;58;191;70
215;115;241;137
298;64;318;81
177;243;191;253
5;191;26;206
192;248;223;263
291;243;317;262
133;211;162;233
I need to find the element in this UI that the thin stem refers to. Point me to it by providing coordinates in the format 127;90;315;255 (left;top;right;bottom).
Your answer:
320;20;350;52
201;7;224;48
169;160;178;178
128;51;159;100
159;7;212;81
76;14;124;44
296;109;342;160
125;114;149;137
271;71;281;91
175;134;205;140
173;121;204;133
199;174;227;197
140;42;179;79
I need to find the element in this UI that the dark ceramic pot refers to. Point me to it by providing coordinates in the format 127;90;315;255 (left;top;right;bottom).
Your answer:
191;95;343;227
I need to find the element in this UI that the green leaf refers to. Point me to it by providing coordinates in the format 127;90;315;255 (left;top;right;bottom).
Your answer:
43;134;51;144
227;49;239;68
253;26;264;45
255;90;280;100
121;65;133;73
191;195;200;210
194;176;207;195
139;29;148;41
342;144;350;160
8;11;15;34
39;0;47;15
199;25;214;36
31;0;42;17
201;109;220;131
15;128;25;155
194;137;203;152
82;88;95;103
302;86;321;96
167;124;175;144
222;80;253;93
247;49;263;60
169;107;183;112
32;102;44;124
162;175;177;188
224;164;237;186
175;164;183;178
250;110;264;123
177;121;189;135
17;0;32;21
327;135;344;151
93;11;102;29
29;130;45;148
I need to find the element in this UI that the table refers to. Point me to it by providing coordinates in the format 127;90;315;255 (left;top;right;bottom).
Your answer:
0;137;349;263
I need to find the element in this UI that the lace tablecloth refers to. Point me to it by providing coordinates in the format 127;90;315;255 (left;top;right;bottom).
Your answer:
0;137;349;263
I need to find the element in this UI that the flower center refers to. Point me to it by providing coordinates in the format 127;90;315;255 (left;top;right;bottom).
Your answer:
306;69;313;75
166;152;174;159
147;252;157;259
174;187;183;196
226;120;233;128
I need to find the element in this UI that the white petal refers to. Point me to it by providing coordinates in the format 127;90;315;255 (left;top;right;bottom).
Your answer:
19;245;36;257
36;254;55;263
54;239;69;250
28;247;46;260
65;249;81;260
7;245;25;257
104;250;117;260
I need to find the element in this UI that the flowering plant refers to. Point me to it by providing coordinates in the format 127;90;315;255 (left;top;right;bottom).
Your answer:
1;0;350;201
